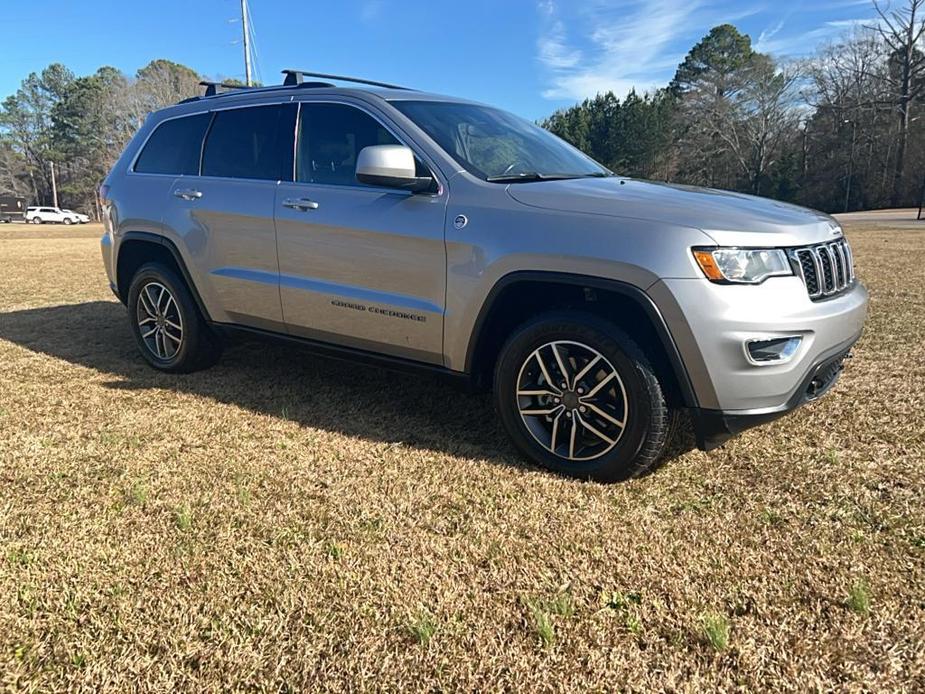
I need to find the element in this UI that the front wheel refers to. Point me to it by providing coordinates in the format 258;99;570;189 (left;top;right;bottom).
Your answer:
127;263;221;373
494;312;671;482
63;217;72;225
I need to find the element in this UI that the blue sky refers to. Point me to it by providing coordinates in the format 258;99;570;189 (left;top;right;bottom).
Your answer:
1;0;878;120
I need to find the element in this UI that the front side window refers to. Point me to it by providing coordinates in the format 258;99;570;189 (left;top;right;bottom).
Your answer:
201;104;294;181
391;101;608;182
134;113;211;175
297;103;409;187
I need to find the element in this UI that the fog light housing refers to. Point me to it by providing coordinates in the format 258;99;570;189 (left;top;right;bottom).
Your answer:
745;336;802;365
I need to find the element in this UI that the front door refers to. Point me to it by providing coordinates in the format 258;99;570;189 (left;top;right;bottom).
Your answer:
275;101;447;364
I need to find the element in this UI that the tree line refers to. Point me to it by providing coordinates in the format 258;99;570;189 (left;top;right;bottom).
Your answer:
0;60;203;218
543;1;925;213
0;0;923;217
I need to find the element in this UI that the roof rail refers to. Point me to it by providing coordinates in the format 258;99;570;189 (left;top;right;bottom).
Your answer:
281;69;410;90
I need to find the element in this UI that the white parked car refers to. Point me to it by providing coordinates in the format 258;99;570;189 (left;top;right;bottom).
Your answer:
24;206;81;225
62;209;90;224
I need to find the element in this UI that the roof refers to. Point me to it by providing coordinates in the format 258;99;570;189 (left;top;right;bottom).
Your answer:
173;70;478;109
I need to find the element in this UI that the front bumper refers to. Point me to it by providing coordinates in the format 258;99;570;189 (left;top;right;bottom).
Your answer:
690;342;855;450
648;274;867;449
649;276;868;411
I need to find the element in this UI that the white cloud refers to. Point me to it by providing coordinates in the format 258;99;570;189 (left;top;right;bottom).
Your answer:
535;0;762;101
537;4;583;70
757;19;787;50
755;18;871;54
536;1;881;102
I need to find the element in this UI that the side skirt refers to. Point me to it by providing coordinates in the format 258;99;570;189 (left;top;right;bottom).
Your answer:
210;322;477;393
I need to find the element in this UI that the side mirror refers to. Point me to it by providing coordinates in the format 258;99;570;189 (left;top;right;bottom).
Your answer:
356;145;433;193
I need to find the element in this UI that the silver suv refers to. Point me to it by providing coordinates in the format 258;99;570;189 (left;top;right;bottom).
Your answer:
100;71;868;481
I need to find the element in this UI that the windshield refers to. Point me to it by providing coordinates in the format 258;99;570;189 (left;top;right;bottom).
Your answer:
391;100;609;182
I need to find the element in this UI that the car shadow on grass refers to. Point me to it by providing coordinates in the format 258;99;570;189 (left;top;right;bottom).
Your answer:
0;300;528;467
0;300;696;477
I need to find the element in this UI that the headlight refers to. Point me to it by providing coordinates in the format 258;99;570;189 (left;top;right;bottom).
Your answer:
692;247;792;284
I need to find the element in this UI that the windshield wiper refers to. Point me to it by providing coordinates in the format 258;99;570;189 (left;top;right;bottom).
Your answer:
486;172;573;183
485;171;614;183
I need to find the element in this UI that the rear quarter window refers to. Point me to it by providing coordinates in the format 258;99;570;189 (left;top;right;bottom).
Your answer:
134;113;211;175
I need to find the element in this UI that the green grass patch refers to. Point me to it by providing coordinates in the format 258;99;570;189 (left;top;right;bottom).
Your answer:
527;600;556;647
847;579;871;615
174;504;193;532
700;612;730;651
406;608;438;645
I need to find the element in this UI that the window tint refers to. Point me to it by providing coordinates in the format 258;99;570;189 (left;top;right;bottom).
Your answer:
134;113;211;175
201;105;294;181
297;103;404;186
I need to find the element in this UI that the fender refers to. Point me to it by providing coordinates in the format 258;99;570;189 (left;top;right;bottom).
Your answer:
464;270;699;409
117;231;212;321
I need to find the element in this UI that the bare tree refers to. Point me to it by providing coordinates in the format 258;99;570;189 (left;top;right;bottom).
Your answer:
714;59;803;195
804;30;895;209
873;0;925;206
0;139;30;196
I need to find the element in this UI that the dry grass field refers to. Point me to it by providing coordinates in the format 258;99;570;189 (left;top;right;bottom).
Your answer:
0;215;923;691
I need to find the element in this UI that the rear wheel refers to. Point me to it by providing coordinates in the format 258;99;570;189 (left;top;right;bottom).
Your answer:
494;311;671;482
127;262;221;373
31;217;42;224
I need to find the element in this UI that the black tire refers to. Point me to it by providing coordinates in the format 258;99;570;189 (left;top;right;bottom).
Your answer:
494;311;671;482
63;217;72;225
126;262;221;373
31;217;42;225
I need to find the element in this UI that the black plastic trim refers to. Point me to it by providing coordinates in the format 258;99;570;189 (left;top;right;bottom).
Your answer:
117;231;212;321
464;271;699;408
691;344;855;450
214;323;475;391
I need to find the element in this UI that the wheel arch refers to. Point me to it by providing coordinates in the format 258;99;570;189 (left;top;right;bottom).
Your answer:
464;271;699;409
116;231;211;321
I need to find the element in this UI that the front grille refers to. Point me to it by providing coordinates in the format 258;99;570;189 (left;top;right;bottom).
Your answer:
789;238;855;300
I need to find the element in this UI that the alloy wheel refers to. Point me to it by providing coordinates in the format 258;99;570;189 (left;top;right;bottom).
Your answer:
516;340;628;461
136;281;183;360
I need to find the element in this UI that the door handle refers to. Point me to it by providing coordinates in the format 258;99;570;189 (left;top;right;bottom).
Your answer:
282;197;319;211
173;189;203;200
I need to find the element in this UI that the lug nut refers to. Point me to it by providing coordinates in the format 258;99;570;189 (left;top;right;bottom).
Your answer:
577;387;584;394
580;406;587;412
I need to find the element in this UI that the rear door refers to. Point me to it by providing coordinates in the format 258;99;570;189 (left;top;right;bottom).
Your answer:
274;100;448;364
122;111;213;260
161;103;296;330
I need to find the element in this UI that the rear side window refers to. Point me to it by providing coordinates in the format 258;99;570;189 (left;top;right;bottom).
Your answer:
201;105;294;181
134;113;211;175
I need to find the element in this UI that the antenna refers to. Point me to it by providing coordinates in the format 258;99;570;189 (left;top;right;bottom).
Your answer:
241;0;253;86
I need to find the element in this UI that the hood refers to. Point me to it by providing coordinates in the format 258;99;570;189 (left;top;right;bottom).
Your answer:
506;177;842;247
